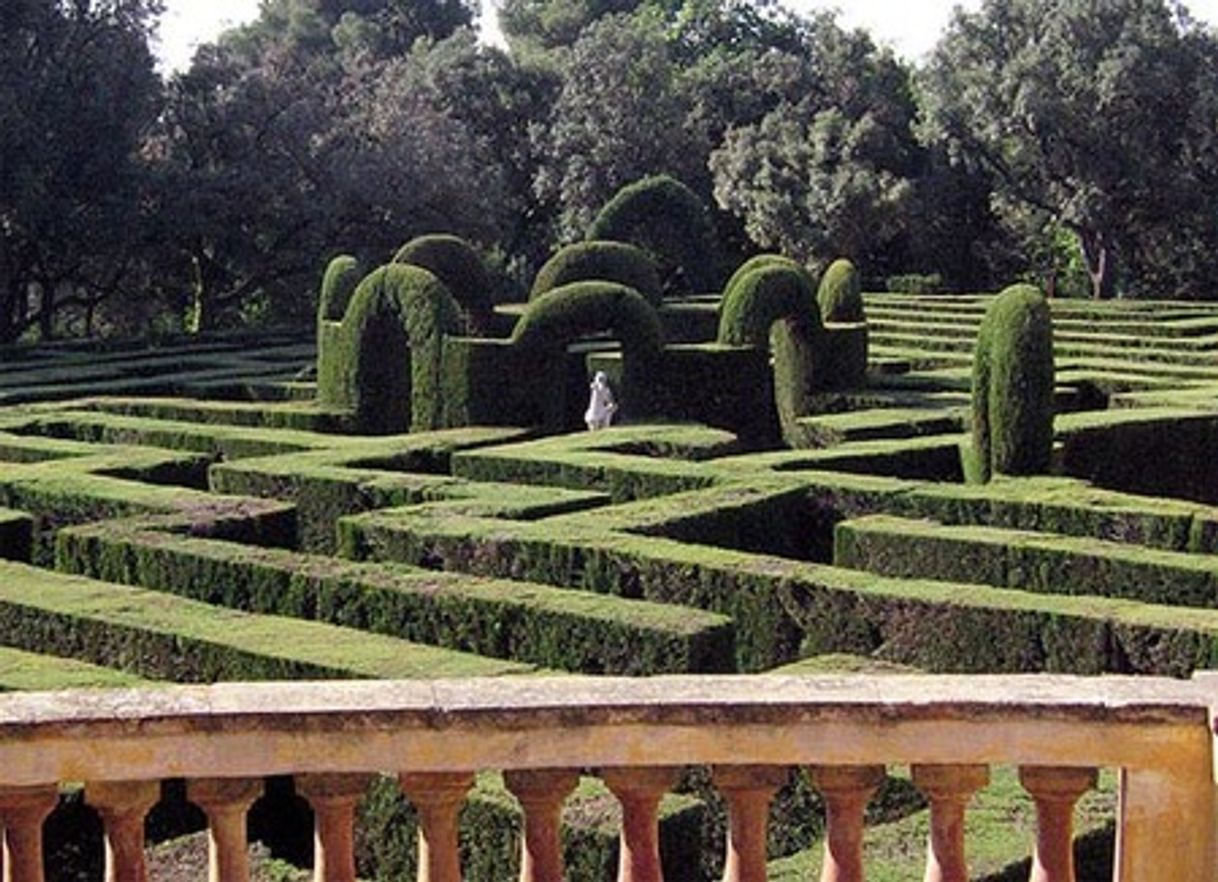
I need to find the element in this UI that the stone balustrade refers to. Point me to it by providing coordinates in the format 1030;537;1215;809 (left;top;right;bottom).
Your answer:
0;673;1216;882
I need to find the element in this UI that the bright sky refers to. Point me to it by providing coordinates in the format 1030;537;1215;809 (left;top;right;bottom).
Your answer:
154;0;1218;72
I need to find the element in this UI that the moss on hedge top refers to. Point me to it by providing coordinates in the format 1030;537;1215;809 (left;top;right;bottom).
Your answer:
530;241;662;305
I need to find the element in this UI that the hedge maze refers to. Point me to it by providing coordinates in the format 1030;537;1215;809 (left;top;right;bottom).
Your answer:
4;230;1218;877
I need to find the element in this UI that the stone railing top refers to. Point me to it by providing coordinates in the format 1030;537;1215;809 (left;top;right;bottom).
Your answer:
0;674;1208;734
0;675;1211;787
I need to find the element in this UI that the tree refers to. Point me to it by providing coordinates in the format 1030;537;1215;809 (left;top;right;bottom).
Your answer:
152;6;512;331
0;0;162;342
921;0;1218;299
531;14;701;241
708;19;919;271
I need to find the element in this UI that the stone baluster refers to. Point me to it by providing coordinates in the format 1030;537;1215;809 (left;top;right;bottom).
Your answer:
398;772;473;882
85;781;160;882
600;767;681;882
296;774;373;882
809;765;886;882
0;786;58;882
504;769;579;882
711;766;787;882
910;764;989;882
186;778;265;882
1018;766;1097;882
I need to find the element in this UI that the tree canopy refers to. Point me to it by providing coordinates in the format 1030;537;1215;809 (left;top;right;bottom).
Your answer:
4;0;1218;344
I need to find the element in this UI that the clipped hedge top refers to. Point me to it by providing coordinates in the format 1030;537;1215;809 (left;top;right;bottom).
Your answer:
530;240;662;305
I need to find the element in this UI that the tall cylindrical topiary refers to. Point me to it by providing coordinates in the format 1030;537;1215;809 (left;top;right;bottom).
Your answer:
970;283;1055;483
530;240;662;305
816;258;864;323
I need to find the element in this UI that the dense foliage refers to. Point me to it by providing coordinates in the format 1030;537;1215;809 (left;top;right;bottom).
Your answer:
969;283;1056;483
6;0;1218;343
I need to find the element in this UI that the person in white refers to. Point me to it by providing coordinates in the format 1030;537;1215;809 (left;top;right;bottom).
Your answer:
584;371;617;430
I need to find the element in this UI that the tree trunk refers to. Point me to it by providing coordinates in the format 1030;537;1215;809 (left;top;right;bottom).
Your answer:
1077;228;1116;300
37;280;55;340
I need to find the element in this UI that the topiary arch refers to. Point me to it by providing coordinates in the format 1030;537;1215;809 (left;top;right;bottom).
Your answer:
512;281;663;423
393;234;492;331
586;174;718;295
317;264;461;434
717;263;822;439
530;240;662;306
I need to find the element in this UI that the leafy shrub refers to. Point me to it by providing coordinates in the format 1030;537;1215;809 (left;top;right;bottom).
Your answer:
530;240;662;305
969;283;1055;482
885;272;944;294
587;174;718;295
817;258;864;323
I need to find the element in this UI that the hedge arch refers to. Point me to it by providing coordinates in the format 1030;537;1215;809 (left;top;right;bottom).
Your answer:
318;254;363;322
587;175;718;295
530;241;662;306
393;234;492;331
318;264;461;434
512;281;663;422
717;265;823;442
969;283;1055;483
717;264;821;348
817;258;865;323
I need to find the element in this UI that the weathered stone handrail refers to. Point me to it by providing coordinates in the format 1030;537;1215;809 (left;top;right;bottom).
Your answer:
0;674;1215;882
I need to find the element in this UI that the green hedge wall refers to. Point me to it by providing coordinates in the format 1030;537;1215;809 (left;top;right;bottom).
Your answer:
0;560;536;681
587;174;718;295
318;254;363;322
835;514;1218;608
531;241;663;306
58;518;736;675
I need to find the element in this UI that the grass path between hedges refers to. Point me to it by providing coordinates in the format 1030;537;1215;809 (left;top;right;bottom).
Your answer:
768;766;1116;882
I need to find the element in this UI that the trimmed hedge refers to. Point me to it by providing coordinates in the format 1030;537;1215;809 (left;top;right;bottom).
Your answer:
318;254;363;322
970;284;1055;482
1057;408;1218;506
58;514;736;675
817;259;864;323
393;234;493;331
316;264;461;433
587;175;718;295
717;264;821;443
835;514;1218;608
0;560;538;681
511;281;663;426
530;241;663;306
